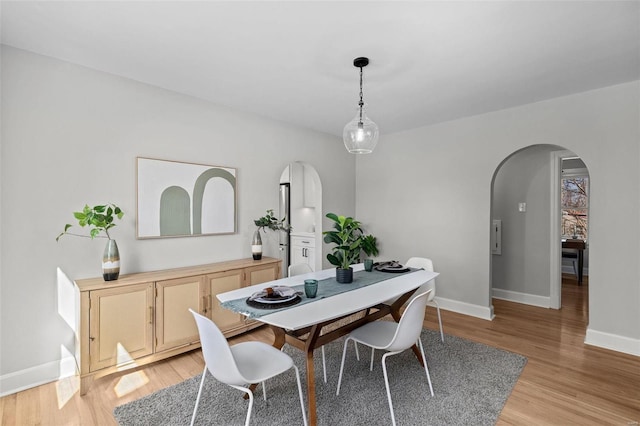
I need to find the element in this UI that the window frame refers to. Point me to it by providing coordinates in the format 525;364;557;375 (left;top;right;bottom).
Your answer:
561;168;589;241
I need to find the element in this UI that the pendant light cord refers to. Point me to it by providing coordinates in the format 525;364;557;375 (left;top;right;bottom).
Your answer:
358;66;364;124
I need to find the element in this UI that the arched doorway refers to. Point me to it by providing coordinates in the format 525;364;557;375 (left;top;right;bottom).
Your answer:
490;145;590;312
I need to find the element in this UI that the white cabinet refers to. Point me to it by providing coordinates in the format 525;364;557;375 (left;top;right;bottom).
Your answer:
291;235;316;271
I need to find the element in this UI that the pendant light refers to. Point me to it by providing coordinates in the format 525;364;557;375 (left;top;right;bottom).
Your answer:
343;57;379;154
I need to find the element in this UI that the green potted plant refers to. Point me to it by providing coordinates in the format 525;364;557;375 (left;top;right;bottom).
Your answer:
323;213;378;283
360;234;379;258
57;203;124;281
252;209;288;260
360;234;379;271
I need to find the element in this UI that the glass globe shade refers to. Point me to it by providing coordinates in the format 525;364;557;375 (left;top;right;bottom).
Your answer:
343;106;379;154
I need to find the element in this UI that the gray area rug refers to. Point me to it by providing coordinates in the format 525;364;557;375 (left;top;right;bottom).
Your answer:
114;329;527;425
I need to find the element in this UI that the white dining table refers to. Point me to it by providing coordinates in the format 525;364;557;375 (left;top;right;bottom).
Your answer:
217;263;439;426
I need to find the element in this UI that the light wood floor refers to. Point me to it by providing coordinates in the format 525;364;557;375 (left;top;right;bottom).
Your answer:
1;275;639;425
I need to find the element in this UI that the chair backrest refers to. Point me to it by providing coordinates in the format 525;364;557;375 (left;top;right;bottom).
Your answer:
405;257;436;301
387;289;432;352
288;262;313;277
189;309;245;385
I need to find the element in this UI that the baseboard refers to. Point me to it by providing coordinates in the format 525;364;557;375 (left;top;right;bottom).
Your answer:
0;356;77;397
435;296;494;320
585;328;640;357
492;288;551;308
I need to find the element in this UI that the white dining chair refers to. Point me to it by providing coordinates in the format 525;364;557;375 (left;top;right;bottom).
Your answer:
189;309;307;426
288;262;313;277
287;262;330;383
382;257;444;342
405;257;444;342
336;289;434;426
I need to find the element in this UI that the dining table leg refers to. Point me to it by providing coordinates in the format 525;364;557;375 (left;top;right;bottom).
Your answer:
270;325;286;349
268;324;320;425
305;324;321;426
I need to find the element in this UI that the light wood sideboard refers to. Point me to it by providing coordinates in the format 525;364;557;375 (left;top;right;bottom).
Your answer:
74;257;281;395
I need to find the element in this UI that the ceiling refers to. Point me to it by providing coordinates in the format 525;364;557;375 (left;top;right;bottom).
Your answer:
2;1;639;137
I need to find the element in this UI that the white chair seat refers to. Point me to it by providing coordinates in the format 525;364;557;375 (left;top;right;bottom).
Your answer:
231;341;295;385
349;320;398;349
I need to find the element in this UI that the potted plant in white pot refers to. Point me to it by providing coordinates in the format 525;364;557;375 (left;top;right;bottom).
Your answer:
323;213;378;283
57;203;124;281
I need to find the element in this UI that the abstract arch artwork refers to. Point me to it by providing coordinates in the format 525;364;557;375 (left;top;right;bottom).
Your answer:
137;157;237;238
159;186;191;236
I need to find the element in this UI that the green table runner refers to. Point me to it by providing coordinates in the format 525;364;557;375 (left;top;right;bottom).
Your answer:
221;268;418;319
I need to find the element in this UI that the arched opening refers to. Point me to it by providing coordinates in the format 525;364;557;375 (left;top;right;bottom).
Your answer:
279;161;323;275
490;145;590;320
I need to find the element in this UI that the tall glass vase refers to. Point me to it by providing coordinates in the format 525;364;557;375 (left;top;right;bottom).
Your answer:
103;239;120;281
252;229;263;260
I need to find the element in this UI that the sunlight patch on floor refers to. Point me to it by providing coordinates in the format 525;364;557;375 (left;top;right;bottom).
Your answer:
114;371;149;397
55;376;79;409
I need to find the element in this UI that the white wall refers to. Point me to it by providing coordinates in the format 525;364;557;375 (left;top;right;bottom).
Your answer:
0;46;355;394
492;145;556;299
2;46;638;396
356;81;640;355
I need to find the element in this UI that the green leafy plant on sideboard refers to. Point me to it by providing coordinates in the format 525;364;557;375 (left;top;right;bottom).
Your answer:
57;204;124;241
57;203;124;281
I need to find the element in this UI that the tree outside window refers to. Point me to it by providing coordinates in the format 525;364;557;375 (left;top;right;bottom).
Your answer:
561;176;588;240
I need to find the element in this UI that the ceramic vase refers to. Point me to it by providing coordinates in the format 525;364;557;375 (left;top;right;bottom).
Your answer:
102;239;120;281
252;229;263;260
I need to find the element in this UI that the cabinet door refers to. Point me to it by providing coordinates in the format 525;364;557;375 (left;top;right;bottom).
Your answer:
305;246;316;271
245;262;280;286
291;244;306;268
155;276;205;352
291;237;315;271
207;270;244;332
89;283;154;372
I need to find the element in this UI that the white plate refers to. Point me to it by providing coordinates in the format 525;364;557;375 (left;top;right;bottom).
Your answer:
253;294;298;304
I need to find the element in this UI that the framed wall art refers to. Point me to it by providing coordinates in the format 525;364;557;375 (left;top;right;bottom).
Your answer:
136;157;237;238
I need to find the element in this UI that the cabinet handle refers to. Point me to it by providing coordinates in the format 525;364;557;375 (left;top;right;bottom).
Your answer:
202;295;207;313
208;295;212;312
148;306;153;324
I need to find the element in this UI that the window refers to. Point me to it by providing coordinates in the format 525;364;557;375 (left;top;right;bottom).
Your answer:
561;175;588;240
